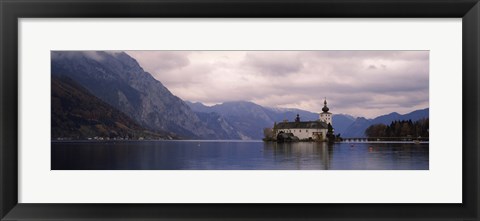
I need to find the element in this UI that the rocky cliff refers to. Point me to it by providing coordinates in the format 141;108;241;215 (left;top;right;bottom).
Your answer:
51;51;218;139
51;76;172;140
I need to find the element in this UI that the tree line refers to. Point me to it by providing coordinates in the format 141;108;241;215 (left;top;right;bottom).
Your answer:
365;118;429;138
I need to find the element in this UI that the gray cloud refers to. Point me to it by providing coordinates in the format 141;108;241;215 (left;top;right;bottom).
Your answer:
242;51;303;75
127;51;429;118
126;51;190;73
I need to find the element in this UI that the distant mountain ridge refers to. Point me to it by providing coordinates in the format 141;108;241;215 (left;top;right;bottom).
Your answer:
187;101;428;139
342;108;429;137
186;101;358;139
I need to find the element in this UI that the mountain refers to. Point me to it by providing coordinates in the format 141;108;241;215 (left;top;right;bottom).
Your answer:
194;112;243;139
207;101;274;139
187;101;282;139
342;108;429;137
371;108;429;125
186;101;356;139
51;51;221;139
263;106;319;122
331;114;356;136
186;101;213;113
51;76;172;140
193;99;427;139
342;117;371;138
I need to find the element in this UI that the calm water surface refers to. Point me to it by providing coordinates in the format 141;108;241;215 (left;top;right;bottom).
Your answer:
52;141;429;170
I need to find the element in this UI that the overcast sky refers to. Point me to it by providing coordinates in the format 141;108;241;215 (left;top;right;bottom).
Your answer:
126;51;428;118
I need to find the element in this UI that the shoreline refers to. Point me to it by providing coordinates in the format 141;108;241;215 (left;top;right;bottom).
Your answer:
51;139;264;143
51;140;428;144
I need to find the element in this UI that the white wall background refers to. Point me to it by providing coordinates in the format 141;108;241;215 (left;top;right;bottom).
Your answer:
19;18;462;203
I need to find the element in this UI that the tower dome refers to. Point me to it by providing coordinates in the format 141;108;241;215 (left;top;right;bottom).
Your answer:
322;98;329;112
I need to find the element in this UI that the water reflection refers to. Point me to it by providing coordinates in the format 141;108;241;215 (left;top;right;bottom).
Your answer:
52;141;428;170
263;142;334;170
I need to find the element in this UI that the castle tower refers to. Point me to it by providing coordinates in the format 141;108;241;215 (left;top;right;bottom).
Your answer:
319;98;332;125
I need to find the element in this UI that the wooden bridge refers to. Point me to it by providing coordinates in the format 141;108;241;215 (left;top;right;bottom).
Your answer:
342;137;429;142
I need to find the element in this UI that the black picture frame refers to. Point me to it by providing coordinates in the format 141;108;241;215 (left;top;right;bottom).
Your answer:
1;0;479;220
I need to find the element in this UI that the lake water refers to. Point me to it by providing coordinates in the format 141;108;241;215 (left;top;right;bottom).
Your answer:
51;140;429;170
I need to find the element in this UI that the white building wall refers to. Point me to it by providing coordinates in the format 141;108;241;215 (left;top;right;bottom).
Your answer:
320;113;332;125
277;128;327;140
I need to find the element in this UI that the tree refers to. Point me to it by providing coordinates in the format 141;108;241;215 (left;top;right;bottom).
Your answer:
263;128;274;140
327;123;335;142
365;118;429;138
400;122;411;136
365;124;387;137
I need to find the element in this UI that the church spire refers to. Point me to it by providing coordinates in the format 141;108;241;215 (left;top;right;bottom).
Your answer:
322;97;329;113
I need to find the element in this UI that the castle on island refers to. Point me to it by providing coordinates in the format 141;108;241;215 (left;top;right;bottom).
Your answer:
265;99;334;142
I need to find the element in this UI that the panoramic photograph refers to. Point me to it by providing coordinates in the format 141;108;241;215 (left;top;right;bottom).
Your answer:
51;50;429;170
